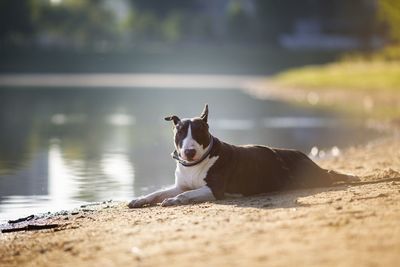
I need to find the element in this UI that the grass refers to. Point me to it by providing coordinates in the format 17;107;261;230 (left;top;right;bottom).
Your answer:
274;61;400;91
270;46;400;120
274;45;400;91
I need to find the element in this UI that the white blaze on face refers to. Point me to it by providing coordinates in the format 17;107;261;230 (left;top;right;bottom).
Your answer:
179;122;208;161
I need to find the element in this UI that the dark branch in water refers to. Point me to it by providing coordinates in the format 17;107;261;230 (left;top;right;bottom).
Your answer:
1;224;60;233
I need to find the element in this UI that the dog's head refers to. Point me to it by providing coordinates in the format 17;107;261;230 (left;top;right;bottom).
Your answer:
165;104;211;162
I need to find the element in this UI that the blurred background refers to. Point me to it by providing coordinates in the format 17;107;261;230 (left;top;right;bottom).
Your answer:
1;0;397;73
0;0;398;220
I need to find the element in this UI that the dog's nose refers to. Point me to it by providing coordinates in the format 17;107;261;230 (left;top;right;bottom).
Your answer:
184;149;196;160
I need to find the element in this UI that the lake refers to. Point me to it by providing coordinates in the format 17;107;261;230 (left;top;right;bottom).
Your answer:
0;87;378;222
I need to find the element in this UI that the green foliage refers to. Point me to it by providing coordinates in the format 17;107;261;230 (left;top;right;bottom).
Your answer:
0;0;393;49
274;61;400;91
124;0;197;43
0;1;34;44
341;45;400;62
162;11;184;43
255;0;302;40
30;0;117;47
125;9;159;41
124;8;187;43
272;57;400;119
227;1;253;41
128;0;195;16
378;0;400;43
374;45;400;61
256;0;378;43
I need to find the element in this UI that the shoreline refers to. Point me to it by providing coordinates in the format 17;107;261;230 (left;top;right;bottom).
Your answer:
1;77;400;267
1;133;400;267
0;73;263;90
245;79;400;123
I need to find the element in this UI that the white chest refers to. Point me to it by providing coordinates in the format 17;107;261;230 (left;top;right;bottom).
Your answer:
175;156;219;190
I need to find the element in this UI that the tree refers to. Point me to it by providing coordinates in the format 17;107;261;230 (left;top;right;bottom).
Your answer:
128;0;195;17
378;0;400;43
30;0;117;47
0;1;34;45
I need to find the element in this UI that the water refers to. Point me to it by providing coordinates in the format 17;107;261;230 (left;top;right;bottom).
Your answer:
0;87;378;221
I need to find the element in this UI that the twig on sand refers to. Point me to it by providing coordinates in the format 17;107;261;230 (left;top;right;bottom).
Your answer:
1;224;60;233
8;215;35;224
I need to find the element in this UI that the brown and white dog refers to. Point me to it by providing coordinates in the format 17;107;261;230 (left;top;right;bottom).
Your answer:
128;104;358;208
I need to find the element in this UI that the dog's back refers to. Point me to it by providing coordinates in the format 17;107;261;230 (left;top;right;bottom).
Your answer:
205;138;356;199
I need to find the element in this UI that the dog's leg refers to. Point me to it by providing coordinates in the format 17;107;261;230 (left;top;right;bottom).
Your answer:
161;186;215;207
128;186;185;208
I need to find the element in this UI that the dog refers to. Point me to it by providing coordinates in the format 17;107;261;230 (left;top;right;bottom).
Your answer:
128;104;358;208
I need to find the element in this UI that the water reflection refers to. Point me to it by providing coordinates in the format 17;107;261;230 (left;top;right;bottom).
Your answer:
48;142;75;206
106;113;135;126
0;88;380;221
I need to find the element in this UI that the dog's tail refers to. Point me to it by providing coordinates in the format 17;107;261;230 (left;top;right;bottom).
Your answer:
327;170;360;183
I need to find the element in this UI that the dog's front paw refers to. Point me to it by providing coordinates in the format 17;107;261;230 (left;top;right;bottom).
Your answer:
128;197;149;208
161;197;185;207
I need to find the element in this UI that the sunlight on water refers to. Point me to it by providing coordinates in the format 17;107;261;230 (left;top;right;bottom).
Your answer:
51;114;67;125
213;117;343;130
262;117;340;128
101;153;135;188
48;142;76;206
308;146;341;160
51;113;87;125
213;119;255;130
106;114;135;126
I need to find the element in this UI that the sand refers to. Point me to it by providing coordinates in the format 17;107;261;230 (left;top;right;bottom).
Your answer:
1;81;400;267
1;131;400;267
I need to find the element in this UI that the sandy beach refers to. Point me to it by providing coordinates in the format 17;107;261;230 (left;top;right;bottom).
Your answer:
1;129;400;267
1;80;400;267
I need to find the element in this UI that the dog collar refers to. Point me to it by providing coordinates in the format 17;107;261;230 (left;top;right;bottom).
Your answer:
172;136;214;167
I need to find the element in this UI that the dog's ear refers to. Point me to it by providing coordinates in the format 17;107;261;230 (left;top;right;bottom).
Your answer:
200;104;208;123
164;115;180;126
